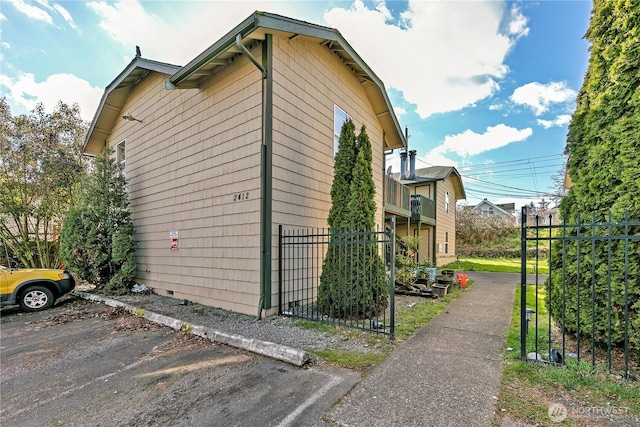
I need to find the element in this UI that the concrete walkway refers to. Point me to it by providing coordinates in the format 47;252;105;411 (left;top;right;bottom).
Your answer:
325;272;526;427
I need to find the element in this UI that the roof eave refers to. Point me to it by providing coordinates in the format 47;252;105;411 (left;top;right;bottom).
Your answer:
84;58;181;155
169;11;406;150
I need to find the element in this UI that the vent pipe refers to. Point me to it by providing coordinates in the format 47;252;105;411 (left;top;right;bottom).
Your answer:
400;151;407;179
409;150;416;179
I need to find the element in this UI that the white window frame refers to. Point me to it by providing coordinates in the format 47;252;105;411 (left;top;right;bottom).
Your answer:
333;105;350;156
116;140;126;175
445;191;450;214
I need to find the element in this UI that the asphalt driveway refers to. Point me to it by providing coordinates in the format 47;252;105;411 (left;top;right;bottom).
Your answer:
0;298;358;426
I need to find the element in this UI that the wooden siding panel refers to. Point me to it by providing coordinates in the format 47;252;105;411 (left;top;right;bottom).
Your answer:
269;36;389;312
270;36;386;232
435;178;458;266
107;54;263;315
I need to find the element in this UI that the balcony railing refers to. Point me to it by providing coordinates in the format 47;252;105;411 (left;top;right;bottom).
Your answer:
411;194;436;221
384;175;410;212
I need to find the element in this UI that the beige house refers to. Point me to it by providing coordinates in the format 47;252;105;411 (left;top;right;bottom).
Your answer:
388;151;466;266
84;12;406;316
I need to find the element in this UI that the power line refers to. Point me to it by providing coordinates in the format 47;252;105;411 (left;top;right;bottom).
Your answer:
388;152;565;200
461;175;555;196
466;163;564;177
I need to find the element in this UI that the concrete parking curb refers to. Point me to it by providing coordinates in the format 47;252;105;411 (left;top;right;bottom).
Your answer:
74;292;310;367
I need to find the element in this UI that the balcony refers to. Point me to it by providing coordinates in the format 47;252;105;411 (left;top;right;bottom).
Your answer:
384;175;410;216
411;194;436;224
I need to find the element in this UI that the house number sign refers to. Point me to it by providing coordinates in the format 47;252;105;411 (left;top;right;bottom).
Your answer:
233;192;250;201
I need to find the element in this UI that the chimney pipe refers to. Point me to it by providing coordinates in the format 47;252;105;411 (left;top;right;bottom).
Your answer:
400;151;407;179
409;150;416;179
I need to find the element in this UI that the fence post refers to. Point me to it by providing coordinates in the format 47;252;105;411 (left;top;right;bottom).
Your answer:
520;206;528;360
278;224;283;314
390;215;396;339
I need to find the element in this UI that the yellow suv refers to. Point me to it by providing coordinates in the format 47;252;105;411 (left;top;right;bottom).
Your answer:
0;265;76;312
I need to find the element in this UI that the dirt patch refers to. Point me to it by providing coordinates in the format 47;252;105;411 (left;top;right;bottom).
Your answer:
154;331;215;355
29;305;97;328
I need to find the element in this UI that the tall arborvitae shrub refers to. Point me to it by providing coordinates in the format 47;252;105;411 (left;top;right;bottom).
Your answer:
327;119;357;228
60;150;137;294
318;122;387;318
549;0;639;351
345;126;387;316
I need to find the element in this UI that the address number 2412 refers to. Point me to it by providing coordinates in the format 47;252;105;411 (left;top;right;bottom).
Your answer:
234;192;249;201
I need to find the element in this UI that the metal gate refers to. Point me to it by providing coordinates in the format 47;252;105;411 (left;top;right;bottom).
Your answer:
278;219;396;337
520;207;639;379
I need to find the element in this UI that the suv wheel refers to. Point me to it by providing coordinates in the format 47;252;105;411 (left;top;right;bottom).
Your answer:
19;286;54;312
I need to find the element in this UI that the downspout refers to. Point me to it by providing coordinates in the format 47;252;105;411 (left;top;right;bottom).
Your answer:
432;181;437;266
235;34;272;320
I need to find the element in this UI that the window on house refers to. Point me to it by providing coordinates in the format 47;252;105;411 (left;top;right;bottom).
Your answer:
481;206;494;218
445;191;450;214
445;231;449;254
116;140;126;174
333;105;350;156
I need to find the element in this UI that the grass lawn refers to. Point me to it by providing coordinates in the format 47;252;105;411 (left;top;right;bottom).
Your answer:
441;256;549;274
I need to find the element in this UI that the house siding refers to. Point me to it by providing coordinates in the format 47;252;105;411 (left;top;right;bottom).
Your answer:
435;178;457;266
109;52;264;315
270;36;386;311
92;25;398;317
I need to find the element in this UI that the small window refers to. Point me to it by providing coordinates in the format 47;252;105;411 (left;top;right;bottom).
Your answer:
445;231;449;254
333;105;350;156
445;191;450;214
116;140;126;175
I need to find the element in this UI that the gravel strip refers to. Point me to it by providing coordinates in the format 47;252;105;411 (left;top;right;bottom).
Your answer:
92;293;375;355
71;286;426;366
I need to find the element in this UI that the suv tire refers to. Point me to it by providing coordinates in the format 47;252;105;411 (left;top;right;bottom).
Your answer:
19;286;54;312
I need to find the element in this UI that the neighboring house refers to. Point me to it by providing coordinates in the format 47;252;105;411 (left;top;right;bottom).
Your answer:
84;12;406;316
467;198;516;221
536;206;561;225
387;150;466;267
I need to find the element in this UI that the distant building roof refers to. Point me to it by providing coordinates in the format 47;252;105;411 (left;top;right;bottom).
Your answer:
391;166;466;200
467;198;514;217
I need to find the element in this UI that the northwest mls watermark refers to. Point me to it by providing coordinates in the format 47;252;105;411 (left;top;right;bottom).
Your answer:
548;402;633;423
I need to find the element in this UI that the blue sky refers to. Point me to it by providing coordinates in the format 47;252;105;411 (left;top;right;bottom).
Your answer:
0;0;592;209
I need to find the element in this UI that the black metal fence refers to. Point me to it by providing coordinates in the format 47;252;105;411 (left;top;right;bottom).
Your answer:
520;207;640;379
278;219;396;337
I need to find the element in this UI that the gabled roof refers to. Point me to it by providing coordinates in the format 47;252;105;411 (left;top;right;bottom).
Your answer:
470;199;512;217
84;58;181;155
84;11;406;155
168;11;406;150
391;166;466;200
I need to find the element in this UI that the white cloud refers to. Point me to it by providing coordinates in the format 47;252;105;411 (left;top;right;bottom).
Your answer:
419;151;458;168
510;82;576;115
0;73;103;121
537;114;571;129
393;106;407;117
87;1;307;66
508;7;529;38
53;4;78;31
434;124;533;157
0;13;6;21
2;42;9;49
324;0;529;118
7;0;53;24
